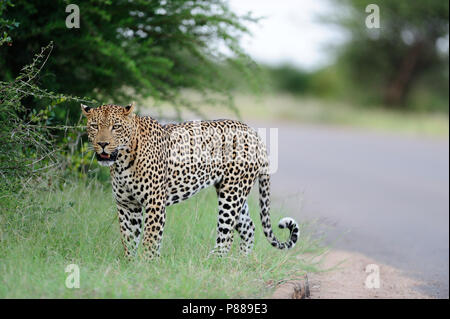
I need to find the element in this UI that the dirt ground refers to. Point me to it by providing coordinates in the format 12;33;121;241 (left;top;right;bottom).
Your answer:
273;250;431;299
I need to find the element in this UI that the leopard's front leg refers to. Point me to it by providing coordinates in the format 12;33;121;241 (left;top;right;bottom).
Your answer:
139;171;168;259
141;201;166;259
116;201;143;259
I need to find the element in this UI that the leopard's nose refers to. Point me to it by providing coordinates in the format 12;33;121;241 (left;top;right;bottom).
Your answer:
97;142;109;149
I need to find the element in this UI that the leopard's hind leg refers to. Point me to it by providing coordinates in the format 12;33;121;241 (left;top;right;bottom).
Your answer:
235;201;255;255
211;183;248;256
212;177;255;257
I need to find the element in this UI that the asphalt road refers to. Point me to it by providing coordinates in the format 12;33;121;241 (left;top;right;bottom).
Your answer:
254;122;449;298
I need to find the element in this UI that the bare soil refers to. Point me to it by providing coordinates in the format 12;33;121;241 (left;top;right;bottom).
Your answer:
273;250;431;299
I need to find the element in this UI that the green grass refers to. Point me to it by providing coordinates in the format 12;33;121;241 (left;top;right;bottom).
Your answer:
229;94;449;137
0;177;323;298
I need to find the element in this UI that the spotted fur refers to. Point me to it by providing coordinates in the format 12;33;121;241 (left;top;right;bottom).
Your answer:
81;103;299;258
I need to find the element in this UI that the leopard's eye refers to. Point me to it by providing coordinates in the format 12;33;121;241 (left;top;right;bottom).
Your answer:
112;124;122;130
90;123;98;130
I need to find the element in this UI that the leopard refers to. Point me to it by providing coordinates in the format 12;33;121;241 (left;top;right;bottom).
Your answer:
81;103;299;259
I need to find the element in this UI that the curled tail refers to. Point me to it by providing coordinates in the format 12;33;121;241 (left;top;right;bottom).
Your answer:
258;173;300;249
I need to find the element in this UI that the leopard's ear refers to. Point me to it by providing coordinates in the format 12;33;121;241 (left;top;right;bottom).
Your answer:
81;104;91;117
124;102;135;116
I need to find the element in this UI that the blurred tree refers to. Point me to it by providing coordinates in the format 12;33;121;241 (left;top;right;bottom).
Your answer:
265;64;312;95
331;0;449;109
0;0;257;118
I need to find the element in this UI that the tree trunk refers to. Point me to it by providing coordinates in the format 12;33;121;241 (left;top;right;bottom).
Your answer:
384;41;424;106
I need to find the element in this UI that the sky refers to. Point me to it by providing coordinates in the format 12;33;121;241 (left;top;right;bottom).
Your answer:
228;0;348;71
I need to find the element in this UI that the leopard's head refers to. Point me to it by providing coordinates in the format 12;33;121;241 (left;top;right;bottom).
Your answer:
81;103;136;167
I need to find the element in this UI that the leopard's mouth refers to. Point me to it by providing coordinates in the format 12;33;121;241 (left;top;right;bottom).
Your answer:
96;149;118;163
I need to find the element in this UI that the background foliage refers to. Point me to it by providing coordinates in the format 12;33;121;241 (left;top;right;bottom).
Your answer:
332;0;449;111
261;0;449;113
0;42;98;196
0;0;258;121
